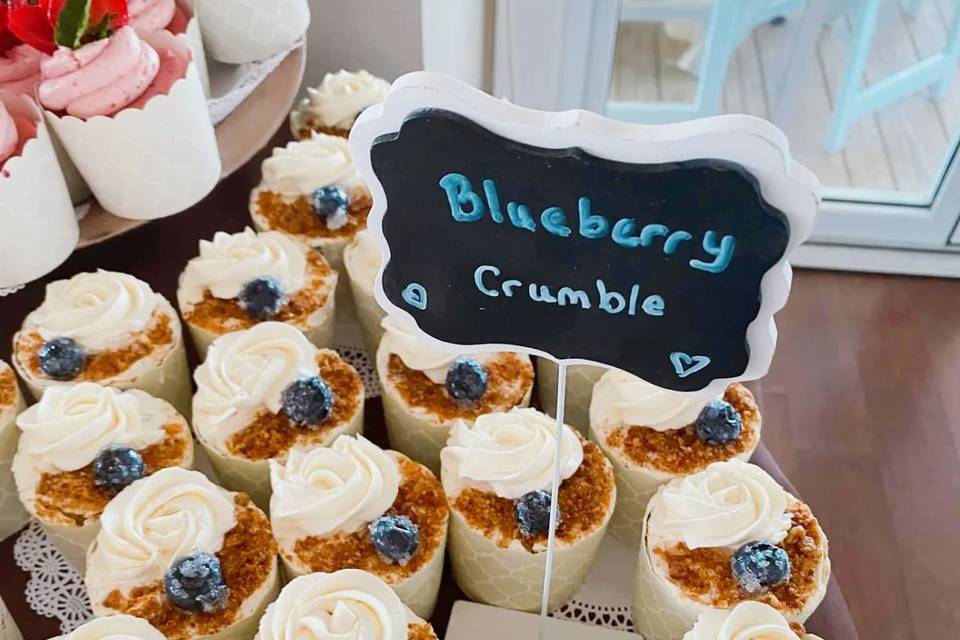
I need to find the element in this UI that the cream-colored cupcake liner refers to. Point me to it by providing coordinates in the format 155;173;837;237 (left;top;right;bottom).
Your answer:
193;0;309;64
198;407;364;512
0;391;28;541
448;505;611;613
0;91;78;289
536;360;605;435
44;31;220;221
0;596;22;640
343;264;385;355
632;499;831;640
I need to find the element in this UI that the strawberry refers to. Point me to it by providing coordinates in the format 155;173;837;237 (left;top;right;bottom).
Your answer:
8;0;128;53
0;4;23;55
7;0;56;54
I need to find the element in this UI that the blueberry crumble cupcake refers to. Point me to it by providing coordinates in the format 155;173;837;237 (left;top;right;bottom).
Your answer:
270;434;448;618
289;69;390;140
178;227;337;358
12;382;194;571
634;460;830;640
0;359;28;541
192;322;364;510
590;369;761;544
536;360;605;435
683;601;824;640
440;408;616;612
51;614;167;640
12;270;191;416
86;467;279;640
343;229;386;352
377;316;534;474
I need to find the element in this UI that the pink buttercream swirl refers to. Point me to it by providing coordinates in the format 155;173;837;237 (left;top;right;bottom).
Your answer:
0;45;46;96
38;26;160;119
0;101;18;166
129;0;177;33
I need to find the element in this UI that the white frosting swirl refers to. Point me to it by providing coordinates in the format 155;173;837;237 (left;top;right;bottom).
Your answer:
647;460;791;550
29;270;159;351
14;383;167;474
88;467;236;592
193;322;320;443
683;602;807;640
178;228;308;307
590;369;717;431
299;70;390;129
261;133;361;198
53;614;167;640
344;230;382;293
440;408;583;500
257;569;410;640
380;316;490;384
271;435;399;541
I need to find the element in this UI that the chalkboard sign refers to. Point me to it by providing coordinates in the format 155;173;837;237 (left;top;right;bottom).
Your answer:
351;73;818;394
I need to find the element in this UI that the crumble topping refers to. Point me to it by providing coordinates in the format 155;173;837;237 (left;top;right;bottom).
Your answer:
605;384;760;474
0;367;16;407
296;120;350;140
256;188;371;240
408;622;438;640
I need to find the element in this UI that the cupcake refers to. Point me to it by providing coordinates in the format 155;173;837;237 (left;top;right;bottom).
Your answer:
250;133;370;281
12;382;194;571
192;322;364;510
0;595;20;640
441;408;616;612
12;270;192;416
683;601;824;640
634;460;831;640
193;0;309;65
0;360;28;540
270;434;448;619
343;229;385;352
129;0;190;35
377;316;534;474
86;467;280;640
178;227;338;359
50;614;166;640
290;69;390;140
590;370;762;544
536;360;604;435
0;44;44;95
256;569;439;640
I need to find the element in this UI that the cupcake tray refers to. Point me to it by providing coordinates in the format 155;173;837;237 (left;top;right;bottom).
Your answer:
75;44;306;248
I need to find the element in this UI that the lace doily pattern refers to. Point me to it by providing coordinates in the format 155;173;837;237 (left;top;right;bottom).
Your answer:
337;343;381;398
0;284;24;297
207;42;302;125
551;600;635;633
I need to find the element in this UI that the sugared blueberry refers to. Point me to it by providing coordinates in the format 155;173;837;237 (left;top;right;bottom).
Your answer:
695;399;743;445
311;185;350;219
445;357;488;402
368;514;420;564
515;489;558;536
93;445;145;495
38;337;86;380
238;276;286;320
281;376;335;427
164;552;229;613
731;540;791;593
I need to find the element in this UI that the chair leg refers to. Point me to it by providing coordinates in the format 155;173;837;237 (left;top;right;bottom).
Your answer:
901;0;922;17
693;0;741;115
930;2;960;98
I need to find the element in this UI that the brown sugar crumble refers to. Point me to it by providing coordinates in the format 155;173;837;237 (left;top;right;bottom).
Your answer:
408;622;439;640
227;351;362;460
34;423;191;526
256;188;370;239
19;312;174;382
0;367;16;407
296;120;350;140
102;494;277;640
452;440;614;552
653;502;826;612
290;456;447;580
606;384;760;474
184;250;335;334
388;353;534;422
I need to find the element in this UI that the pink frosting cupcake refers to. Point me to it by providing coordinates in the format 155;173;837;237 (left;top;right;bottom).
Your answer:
0;96;37;172
129;0;189;35
0;45;45;96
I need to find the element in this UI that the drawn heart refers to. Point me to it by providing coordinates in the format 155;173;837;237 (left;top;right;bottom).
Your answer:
402;283;428;310
670;351;711;379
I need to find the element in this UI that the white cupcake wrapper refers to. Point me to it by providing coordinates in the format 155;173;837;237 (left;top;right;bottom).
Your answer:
344;265;386;356
0;596;22;640
0;391;29;541
193;0;309;64
0;92;78;288
536;361;605;436
44;31;221;221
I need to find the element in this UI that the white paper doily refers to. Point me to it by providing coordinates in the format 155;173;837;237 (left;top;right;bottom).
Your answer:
206;42;302;126
336;343;381;398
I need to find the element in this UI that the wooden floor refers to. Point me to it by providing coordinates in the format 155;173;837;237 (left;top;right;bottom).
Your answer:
609;1;960;202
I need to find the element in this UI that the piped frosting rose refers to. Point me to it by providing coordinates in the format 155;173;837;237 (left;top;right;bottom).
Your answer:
590;368;717;432
39;26;159;118
128;0;176;33
441;407;583;500
647;460;791;550
53;614;167;640
0;45;45;95
683;601;814;640
261;133;362;198
257;570;410;640
87;467;236;593
29;270;159;351
270;435;400;542
380;316;491;384
178;228;308;307
298;70;390;130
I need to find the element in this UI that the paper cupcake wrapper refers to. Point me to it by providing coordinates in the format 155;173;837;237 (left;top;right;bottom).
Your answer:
345;271;386;355
632;501;832;640
45;31;220;221
536;361;605;436
0;92;78;288
198;407;365;512
47;125;92;205
0;596;22;640
194;0;309;63
180;0;211;97
42;518;100;573
0;393;29;541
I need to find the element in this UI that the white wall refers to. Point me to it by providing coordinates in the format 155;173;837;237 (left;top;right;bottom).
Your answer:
304;0;424;86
